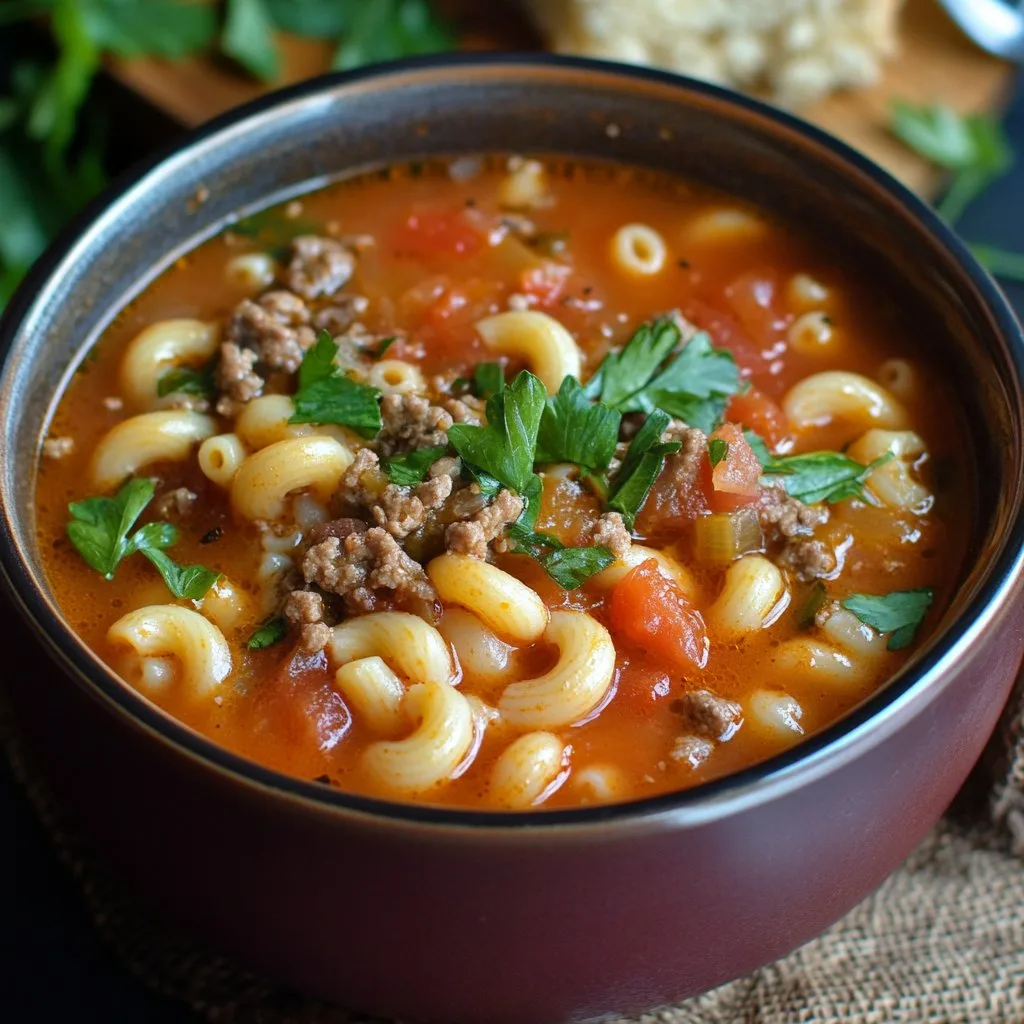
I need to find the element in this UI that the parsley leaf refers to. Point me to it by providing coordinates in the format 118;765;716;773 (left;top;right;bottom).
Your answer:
222;0;281;82
763;451;893;505
448;370;546;495
744;429;772;468
140;548;222;601
607;409;680;529
370;335;397;360
473;362;505;400
157;362;216;399
248;616;288;650
331;0;455;71
535;375;621;470
66;477;219;598
591;318;740;434
708;437;729;468
539;545;615;589
590;317;680;408
795;581;827;629
842;588;935;651
382;445;448;486
889;102;1013;225
67;476;155;578
289;331;382;438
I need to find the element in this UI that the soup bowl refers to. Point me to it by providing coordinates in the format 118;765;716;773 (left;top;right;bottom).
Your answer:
2;55;1024;1024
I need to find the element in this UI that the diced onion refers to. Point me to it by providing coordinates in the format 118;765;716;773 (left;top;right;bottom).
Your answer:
693;508;764;565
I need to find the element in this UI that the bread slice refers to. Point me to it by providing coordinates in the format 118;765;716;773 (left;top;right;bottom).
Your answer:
522;0;903;107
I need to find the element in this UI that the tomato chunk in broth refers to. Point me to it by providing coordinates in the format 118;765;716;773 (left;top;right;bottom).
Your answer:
36;155;972;811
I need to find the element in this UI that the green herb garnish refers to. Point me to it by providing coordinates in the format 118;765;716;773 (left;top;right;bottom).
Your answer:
842;587;935;651
66;477;219;599
289;330;382;438
507;525;614;590
606;409;680;529
447;369;546;495
795;581;827;629
744;429;772;468
473;361;505;401
708;437;729;468
762;451;893;506
535;375;621;471
371;335;398;360
247;615;288;650
382;445;448;486
157;362;217;399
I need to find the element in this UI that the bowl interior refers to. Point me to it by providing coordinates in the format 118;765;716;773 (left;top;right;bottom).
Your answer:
2;55;1023;826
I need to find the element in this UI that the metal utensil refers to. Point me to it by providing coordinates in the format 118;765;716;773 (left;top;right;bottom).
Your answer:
938;0;1024;63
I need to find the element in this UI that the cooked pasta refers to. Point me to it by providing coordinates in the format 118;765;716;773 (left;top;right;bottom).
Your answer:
38;154;968;810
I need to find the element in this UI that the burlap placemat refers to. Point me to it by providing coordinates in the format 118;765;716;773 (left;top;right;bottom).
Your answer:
5;675;1024;1024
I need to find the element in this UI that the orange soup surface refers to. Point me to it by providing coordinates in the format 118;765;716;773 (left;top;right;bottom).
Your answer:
36;156;972;809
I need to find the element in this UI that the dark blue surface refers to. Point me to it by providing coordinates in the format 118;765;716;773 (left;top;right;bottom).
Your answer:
4;75;1024;1023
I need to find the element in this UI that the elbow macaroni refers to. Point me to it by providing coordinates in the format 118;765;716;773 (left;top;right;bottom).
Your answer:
198;433;247;488
234;395;311;450
330;611;456;688
783;371;909;439
498;610;616;729
224;252;277;294
489;731;568;809
334;656;408;736
609;223;667;277
709;555;787;640
588;543;699;601
363;682;475;792
475;310;581;393
367;359;424;396
428;554;549;646
119;319;219;411
438;608;514;684
230;435;353;521
847;429;932;510
91;410;216;491
107;605;231;698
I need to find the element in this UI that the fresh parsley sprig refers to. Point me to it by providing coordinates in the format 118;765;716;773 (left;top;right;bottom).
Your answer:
842;587;935;651
507;527;615;589
607;409;681;528
289;331;383;438
761;450;893;506
157;361;217;399
535;375;621;471
588;318;741;434
67;477;220;599
382;445;448;486
247;615;287;649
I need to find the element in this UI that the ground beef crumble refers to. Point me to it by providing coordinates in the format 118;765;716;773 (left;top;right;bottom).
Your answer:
225;291;317;374
670;734;714;768
758;485;829;538
301;526;436;615
282;589;331;655
285;235;356;301
378;394;453;455
679;689;743;741
590;512;632;558
445;489;524;560
778;537;837;581
216;341;263;412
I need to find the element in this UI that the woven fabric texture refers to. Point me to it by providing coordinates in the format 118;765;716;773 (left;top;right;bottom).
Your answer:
5;686;1024;1024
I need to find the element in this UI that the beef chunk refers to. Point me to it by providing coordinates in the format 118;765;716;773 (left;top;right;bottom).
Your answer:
759;485;829;538
304;516;368;548
662;424;707;485
445;489;524;560
285;235;355;300
313;294;369;335
670;734;714;768
225;291;316;374
216;341;263;409
370;463;459;541
301;526;436;615
442;396;484;426
778;538;837;581
591;511;632;558
334;448;388;509
680;689;743;741
378;394;453;456
282;589;331;654
153;487;198;518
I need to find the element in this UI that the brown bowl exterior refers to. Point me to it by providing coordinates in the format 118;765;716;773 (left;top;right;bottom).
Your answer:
2;57;1024;1024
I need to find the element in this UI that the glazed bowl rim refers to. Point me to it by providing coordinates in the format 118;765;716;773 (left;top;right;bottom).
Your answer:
2;52;1023;834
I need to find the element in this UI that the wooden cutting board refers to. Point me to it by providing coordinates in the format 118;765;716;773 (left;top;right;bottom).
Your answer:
109;0;1012;196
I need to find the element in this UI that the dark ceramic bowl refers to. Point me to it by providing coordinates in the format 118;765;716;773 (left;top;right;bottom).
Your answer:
2;55;1024;1024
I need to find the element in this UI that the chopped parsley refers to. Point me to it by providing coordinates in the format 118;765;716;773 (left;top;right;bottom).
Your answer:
507;526;614;589
762;450;894;505
289;330;382;438
535;375;621;471
607;409;680;529
795;581;827;629
589;317;740;433
156;361;217;399
842;588;935;651
247;616;288;650
66;477;219;599
473;361;505;400
744;429;772;467
370;335;397;359
447;370;546;496
708;437;729;468
382;445;448;486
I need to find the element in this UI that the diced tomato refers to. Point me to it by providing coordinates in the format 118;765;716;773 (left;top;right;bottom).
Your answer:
518;262;572;307
702;423;761;513
725;388;789;448
392;207;484;260
609;559;709;673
